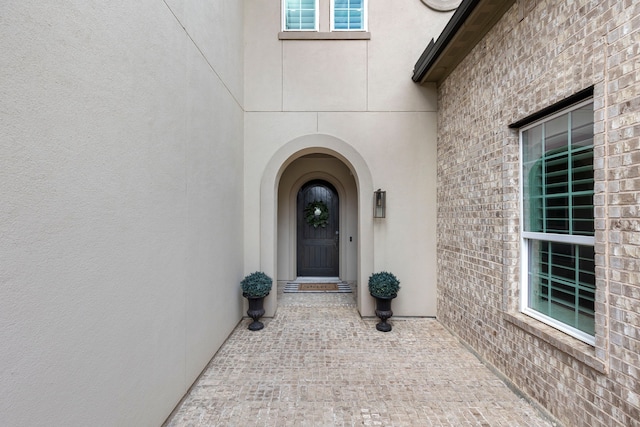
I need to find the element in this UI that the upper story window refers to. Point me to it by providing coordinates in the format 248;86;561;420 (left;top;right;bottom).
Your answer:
520;99;595;344
282;0;367;32
283;0;318;31
331;0;366;31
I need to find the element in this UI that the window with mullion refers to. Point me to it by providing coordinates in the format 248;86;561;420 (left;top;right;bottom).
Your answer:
521;100;595;343
332;0;366;31
284;0;318;31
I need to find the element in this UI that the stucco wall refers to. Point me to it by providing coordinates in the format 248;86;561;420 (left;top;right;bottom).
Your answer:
0;1;244;426
244;0;452;317
436;1;639;425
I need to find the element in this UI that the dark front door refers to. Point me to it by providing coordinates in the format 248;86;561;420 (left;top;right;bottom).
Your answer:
297;180;339;277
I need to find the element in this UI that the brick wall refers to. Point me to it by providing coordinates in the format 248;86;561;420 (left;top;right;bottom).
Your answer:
436;0;639;425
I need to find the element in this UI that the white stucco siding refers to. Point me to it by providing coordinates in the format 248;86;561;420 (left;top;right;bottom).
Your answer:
244;0;283;111
0;1;244;426
184;46;245;383
244;0;451;113
243;0;446;317
172;0;245;105
367;0;447;112
319;112;438;316
245;110;437;317
283;40;369;111
243;112;319;272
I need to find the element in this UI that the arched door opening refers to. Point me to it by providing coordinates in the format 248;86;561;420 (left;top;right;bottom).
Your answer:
277;155;354;285
296;180;339;277
260;134;376;317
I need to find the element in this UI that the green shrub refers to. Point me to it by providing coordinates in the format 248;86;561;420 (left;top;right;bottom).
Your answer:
241;271;273;298
368;271;400;298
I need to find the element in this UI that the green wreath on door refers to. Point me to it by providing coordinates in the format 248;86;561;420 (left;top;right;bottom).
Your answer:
304;200;329;228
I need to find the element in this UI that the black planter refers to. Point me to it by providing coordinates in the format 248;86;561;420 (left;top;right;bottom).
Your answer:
372;294;396;332
244;294;266;331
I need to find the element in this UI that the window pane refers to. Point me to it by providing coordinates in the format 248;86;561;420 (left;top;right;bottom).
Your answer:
285;0;316;30
522;100;595;341
571;126;594;236
528;241;595;335
349;10;362;28
333;0;363;30
522;104;593;236
334;10;348;29
523;125;543;232
545;115;568;153
572;105;594;148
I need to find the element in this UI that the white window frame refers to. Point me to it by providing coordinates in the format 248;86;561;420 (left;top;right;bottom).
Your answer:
282;0;319;32
519;98;596;345
330;0;368;31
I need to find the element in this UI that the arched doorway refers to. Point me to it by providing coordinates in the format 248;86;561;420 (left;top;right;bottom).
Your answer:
296;180;339;277
259;134;376;317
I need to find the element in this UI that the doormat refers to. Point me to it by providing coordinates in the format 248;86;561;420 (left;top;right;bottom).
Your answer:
283;282;352;293
299;283;339;291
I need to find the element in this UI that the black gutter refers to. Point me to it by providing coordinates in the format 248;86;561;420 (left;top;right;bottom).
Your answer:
412;0;482;83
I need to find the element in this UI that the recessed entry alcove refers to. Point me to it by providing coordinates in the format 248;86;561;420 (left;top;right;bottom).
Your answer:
259;134;376;317
278;154;358;286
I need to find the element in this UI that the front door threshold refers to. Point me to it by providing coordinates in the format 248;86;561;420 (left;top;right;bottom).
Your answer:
292;276;341;283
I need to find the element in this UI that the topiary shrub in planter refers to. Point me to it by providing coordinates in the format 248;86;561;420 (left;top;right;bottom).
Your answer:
368;271;400;298
241;272;273;331
368;271;400;332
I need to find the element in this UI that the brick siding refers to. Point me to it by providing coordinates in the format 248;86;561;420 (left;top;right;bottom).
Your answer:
436;0;640;425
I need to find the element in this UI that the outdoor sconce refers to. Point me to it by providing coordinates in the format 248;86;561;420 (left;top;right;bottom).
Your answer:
373;189;386;218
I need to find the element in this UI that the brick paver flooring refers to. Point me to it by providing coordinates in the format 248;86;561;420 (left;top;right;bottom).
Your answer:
165;289;554;426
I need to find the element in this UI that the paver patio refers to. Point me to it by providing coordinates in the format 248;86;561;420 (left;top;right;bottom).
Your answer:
165;288;555;426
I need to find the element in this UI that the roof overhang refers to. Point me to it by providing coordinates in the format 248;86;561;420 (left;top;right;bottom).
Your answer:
412;0;515;85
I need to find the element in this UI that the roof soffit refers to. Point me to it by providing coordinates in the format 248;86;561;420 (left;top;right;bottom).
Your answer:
413;0;515;85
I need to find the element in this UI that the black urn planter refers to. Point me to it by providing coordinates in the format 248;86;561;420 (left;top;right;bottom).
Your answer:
244;294;266;331
373;294;396;332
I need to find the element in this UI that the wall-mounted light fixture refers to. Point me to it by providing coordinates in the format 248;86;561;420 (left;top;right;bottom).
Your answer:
373;189;386;218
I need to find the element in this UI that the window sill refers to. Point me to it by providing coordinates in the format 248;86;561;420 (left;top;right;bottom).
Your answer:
502;312;607;374
278;31;371;40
